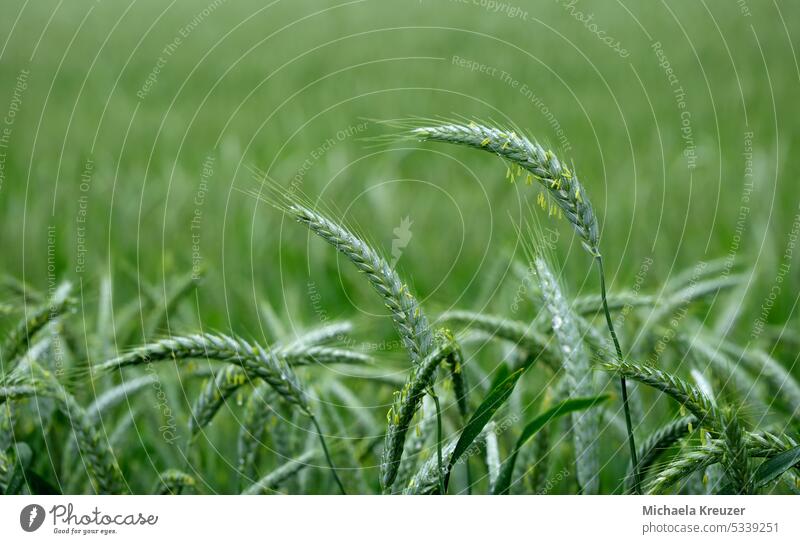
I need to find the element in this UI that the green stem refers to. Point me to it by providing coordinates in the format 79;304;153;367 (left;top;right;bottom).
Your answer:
430;389;446;495
310;415;347;495
596;255;641;494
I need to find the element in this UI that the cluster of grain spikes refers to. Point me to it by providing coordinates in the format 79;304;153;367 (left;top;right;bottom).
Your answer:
251;181;461;493
412;120;641;492
93;331;347;494
603;358;799;493
3;361;124;493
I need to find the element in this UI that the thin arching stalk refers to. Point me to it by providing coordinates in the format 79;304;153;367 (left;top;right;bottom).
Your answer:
597;255;641;494
310;415;347;495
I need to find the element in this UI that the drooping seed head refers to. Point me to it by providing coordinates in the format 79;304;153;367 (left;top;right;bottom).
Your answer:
413;122;600;257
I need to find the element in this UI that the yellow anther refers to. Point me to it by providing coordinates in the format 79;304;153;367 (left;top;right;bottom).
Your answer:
480;138;490;147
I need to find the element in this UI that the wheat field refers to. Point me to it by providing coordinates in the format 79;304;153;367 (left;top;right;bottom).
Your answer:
0;0;799;495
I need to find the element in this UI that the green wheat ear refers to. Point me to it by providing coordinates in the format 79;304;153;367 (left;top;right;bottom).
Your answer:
411;120;641;493
413;122;599;256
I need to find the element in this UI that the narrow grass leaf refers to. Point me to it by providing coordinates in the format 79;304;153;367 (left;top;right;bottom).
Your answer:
493;395;610;495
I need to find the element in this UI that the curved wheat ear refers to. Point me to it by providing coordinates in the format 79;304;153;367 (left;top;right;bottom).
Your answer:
720;407;753;494
286;321;353;349
626;415;696;492
0;385;38;403
86;375;157;422
414;122;599;256
58;375;157;480
747;430;799;456
287;204;434;366
242;449;316;495
189;346;371;440
647;443;721;494
413;123;642;490
152;469;196;494
602;359;719;429
681;333;768;412
381;332;456;491
533;254;599;494
276;345;372;367
189;365;249;440
647;432;799;494
95;333;308;412
237;382;278;483
644;274;744;328
719;341;800;417
99;333;349;492
2;285;73;364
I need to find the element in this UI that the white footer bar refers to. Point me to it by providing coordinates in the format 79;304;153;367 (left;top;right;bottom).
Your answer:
1;495;797;543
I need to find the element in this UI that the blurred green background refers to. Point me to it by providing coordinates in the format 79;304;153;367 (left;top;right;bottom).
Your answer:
2;0;798;335
1;0;799;493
